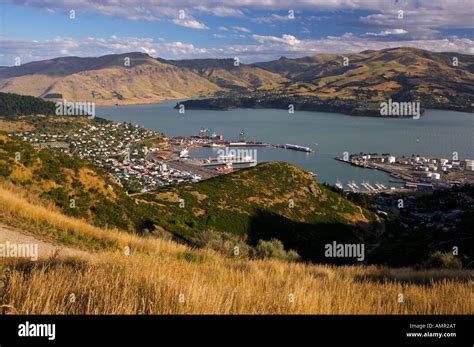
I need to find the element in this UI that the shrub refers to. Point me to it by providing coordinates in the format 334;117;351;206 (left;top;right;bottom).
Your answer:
254;239;300;262
422;251;462;269
195;229;252;258
177;251;207;263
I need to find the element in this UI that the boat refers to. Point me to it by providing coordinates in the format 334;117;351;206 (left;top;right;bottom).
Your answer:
284;144;313;153
361;181;371;191
335;179;343;190
179;148;189;158
217;154;235;162
215;162;233;173
210;143;226;148
347;181;359;192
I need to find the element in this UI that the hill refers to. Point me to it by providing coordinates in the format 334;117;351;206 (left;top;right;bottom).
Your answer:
2;48;472;111
0;52;221;105
1;178;471;314
0;129;379;261
254;47;474;111
138;161;379;262
0;53;285;105
0;131;155;235
159;58;288;91
254;54;339;80
0;92;56;118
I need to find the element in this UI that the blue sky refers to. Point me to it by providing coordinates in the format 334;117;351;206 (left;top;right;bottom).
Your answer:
0;0;473;65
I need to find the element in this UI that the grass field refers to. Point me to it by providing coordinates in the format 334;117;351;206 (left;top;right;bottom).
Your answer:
0;181;472;314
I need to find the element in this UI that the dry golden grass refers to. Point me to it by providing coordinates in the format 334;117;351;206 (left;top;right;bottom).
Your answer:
0;182;187;256
0;181;473;314
1;253;472;314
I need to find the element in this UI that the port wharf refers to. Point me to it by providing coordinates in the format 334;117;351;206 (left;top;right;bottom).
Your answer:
163;130;316;181
335;153;474;190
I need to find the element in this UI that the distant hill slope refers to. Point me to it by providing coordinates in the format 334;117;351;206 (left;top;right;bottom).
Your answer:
1;48;472;110
254;47;474;109
0;53;286;105
0;53;222;105
254;54;339;80
159;58;288;91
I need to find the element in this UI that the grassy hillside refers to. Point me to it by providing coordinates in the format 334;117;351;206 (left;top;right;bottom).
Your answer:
160;58;288;91
0;53;285;105
0;132;154;233
0;53;221;105
257;47;474;110
3;48;471;110
138;161;379;262
0;180;472;314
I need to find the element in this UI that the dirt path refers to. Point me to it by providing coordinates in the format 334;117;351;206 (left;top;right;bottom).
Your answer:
0;224;91;260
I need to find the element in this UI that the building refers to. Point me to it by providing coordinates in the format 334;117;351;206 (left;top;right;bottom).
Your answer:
466;160;474;171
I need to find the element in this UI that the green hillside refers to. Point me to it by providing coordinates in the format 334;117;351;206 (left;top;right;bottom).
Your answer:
0;92;56;118
0;132;154;234
138;162;379;261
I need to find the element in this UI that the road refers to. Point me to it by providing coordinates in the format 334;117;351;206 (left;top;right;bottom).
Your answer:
0;224;90;260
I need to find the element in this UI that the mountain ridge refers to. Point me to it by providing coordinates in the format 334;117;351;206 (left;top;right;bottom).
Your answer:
0;47;472;111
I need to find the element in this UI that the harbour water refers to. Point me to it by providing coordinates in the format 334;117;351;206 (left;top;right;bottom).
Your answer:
97;101;473;186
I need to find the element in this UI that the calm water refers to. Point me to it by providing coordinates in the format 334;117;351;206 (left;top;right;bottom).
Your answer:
97;102;474;186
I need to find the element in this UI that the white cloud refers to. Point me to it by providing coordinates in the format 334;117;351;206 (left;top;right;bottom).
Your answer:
252;34;301;46
232;26;251;33
4;0;473;47
172;18;209;30
195;6;244;17
366;29;408;36
251;14;289;23
1;33;473;66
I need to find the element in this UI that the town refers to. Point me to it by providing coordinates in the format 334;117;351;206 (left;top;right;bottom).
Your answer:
12;119;207;193
12;119;268;193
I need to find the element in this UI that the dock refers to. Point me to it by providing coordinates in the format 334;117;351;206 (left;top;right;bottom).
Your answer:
335;154;474;188
167;160;218;180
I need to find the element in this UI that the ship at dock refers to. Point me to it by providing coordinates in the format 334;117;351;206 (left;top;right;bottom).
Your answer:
215;162;234;173
284;144;314;153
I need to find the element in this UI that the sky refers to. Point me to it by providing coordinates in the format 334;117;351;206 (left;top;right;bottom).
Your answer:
0;0;473;66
